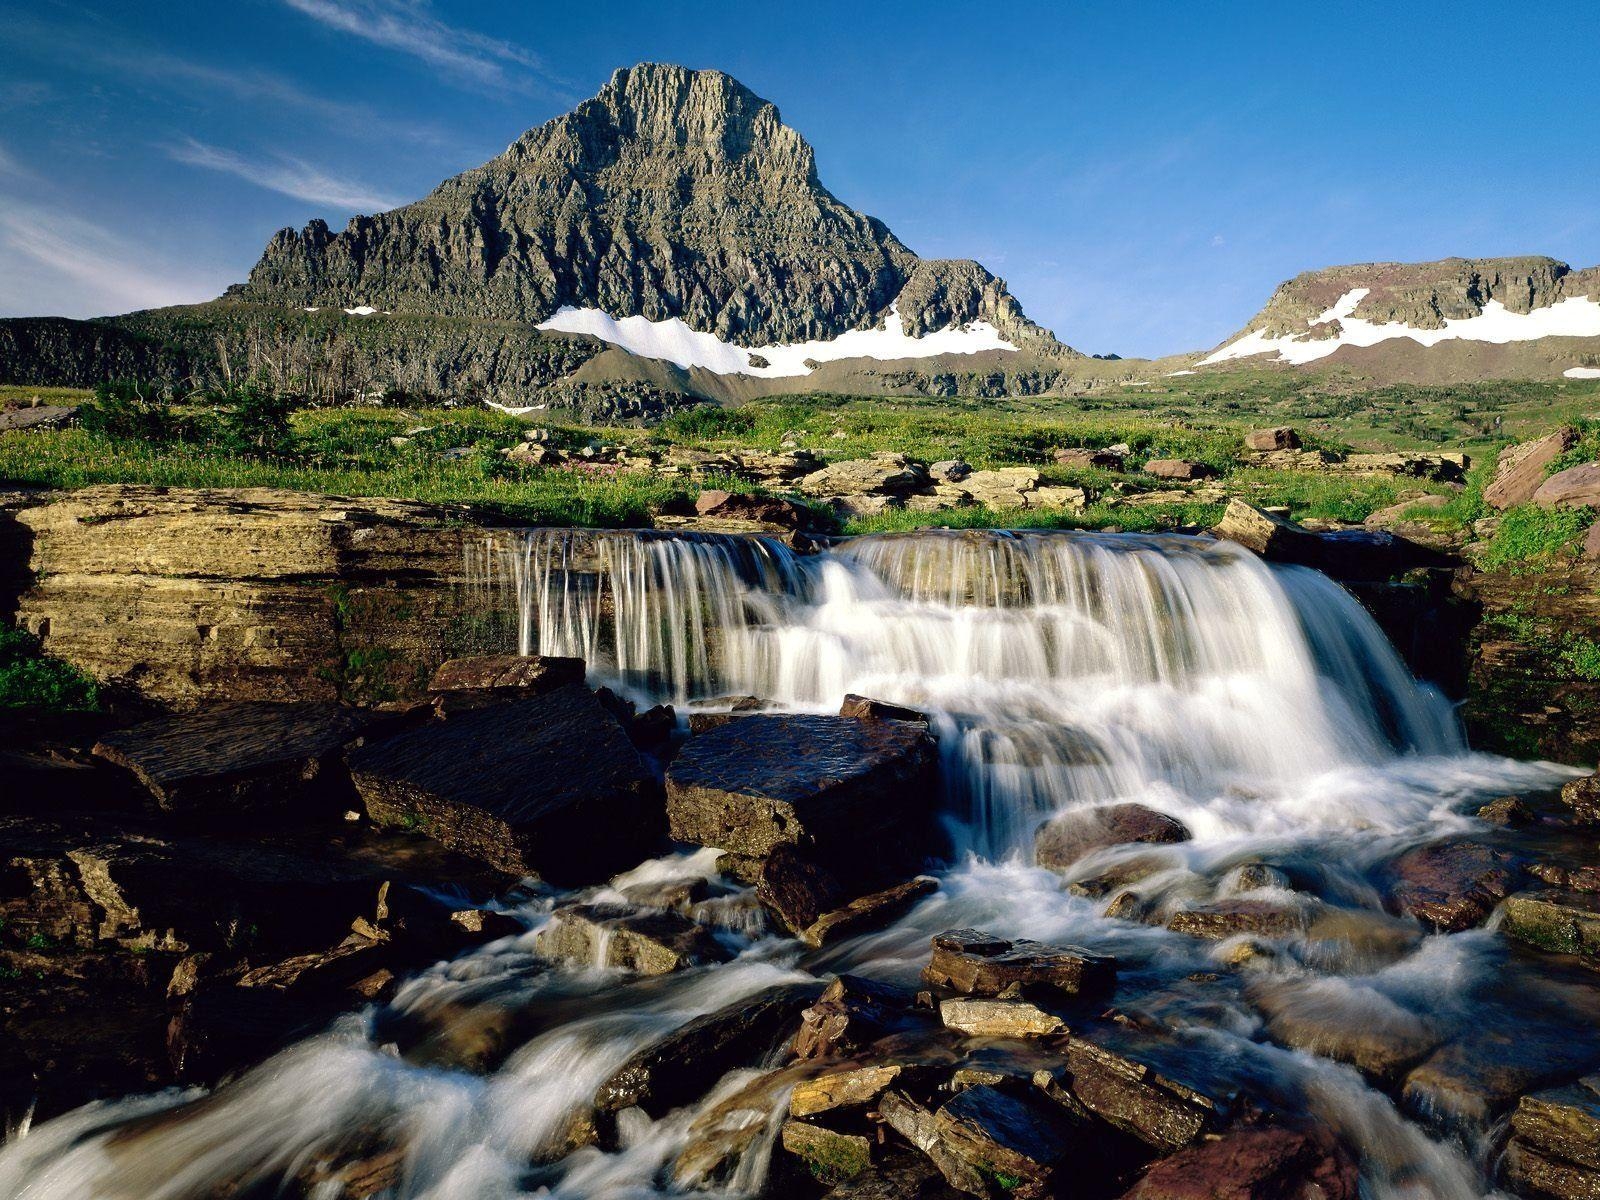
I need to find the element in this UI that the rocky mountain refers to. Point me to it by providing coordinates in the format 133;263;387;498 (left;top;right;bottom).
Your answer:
231;63;1057;354
1196;256;1600;375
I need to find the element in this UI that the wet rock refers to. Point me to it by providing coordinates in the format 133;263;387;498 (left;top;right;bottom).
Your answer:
1249;978;1440;1082
940;997;1068;1039
665;714;939;872
1480;795;1539;827
1118;1126;1358;1200
1502;1140;1600;1200
783;1120;873;1183
1166;900;1312;941
1385;838;1522;932
762;847;939;948
296;1146;405;1199
879;1091;988;1195
534;903;731;974
1404;1030;1600;1135
1035;803;1191;872
1300;909;1422;972
427;653;585;697
1500;892;1600;959
596;981;823;1116
92;702;369;817
1511;1076;1600;1173
822;1147;967;1199
932;1083;1077;1198
1530;861;1600;894
1535;463;1600;510
840;694;932;725
348;685;662;883
1143;459;1215;481
1067;852;1179;900
1486;428;1579;509
791;1063;909;1118
673;1065;811;1188
1032;1034;1233;1152
1244;427;1302;452
793;975;933;1060
923;929;1115;999
1560;773;1600;824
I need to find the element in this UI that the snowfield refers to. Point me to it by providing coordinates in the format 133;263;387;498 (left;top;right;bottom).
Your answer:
1564;366;1600;379
535;305;1018;377
1200;288;1600;367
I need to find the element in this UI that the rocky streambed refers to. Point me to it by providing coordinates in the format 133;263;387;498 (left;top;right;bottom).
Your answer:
2;488;1600;1199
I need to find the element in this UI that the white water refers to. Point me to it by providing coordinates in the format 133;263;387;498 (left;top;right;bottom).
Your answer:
2;528;1577;1199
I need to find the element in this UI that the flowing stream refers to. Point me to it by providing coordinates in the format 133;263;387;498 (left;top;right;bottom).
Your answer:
1;528;1580;1199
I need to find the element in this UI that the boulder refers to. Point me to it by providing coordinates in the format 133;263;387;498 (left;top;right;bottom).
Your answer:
940;997;1068;1039
929;460;972;483
799;877;939;949
533;903;732;974
1118;1127;1357;1200
347;685;661;883
1166;900;1312;941
1211;500;1321;559
1560;773;1600;824
922;929;1115;999
800;455;931;498
1143;460;1215;482
92;702;369;817
1035;804;1191;872
782;1121;873;1184
1054;448;1123;471
427;654;585;698
957;468;1040;508
1403;1029;1600;1134
1031;485;1088;510
840;694;931;725
0;404;78;431
665;714;938;873
790;1063;909;1118
878;1091;988;1195
1244;427;1301;452
1363;493;1450;531
1511;1077;1600;1172
1486;429;1580;509
1500;892;1600;959
931;1084;1077;1199
1478;795;1537;827
1385;839;1522;932
679;490;821;533
1249;978;1440;1082
1535;463;1600;510
1502;1140;1600;1200
1032;1035;1234;1151
596;981;823;1116
758;849;938;947
793;975;933;1060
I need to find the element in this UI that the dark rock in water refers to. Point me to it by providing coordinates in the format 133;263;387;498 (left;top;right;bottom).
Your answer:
1560;773;1600;825
1530;861;1600;894
596;980;823;1116
932;1084;1077;1199
923;929;1115;999
757;845;937;947
665;714;939;871
1249;977;1440;1083
1511;1076;1600;1172
1479;795;1539;827
878;1091;987;1195
92;702;369;817
801;877;939;949
939;997;1068;1039
1502;1140;1600;1200
840;694;932;725
347;685;662;883
1404;1030;1600;1135
534;903;731;974
793;975;933;1060
427;654;585;708
1385;839;1522;931
1118;1126;1358;1200
1166;900;1312;941
821;1147;966;1199
1032;1033;1234;1152
1034;804;1191;872
296;1146;405;1199
1500;892;1600;959
672;1065;814;1189
791;1062;911;1118
782;1120;873;1184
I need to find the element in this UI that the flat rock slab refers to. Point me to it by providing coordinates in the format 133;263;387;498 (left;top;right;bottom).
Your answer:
940;997;1068;1039
1166;899;1313;940
780;1120;872;1184
534;903;731;974
93;702;369;815
1035;804;1191;872
347;685;660;883
596;981;823;1116
1501;891;1600;959
923;928;1115;999
933;1084;1076;1199
793;975;933;1060
1385;839;1522;932
427;654;585;695
1487;428;1578;509
1512;1076;1600;1173
1120;1127;1358;1200
801;877;938;948
0;405;77;432
666;714;937;866
790;1063;907;1118
1249;977;1440;1083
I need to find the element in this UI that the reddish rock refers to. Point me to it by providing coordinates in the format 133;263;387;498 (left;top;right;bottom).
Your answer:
1486;427;1579;509
1244;427;1302;452
923;928;1115;998
1560;773;1600;824
1035;803;1191;871
1534;463;1600;510
427;654;585;695
839;694;930;724
1385;839;1522;932
692;490;818;531
1143;459;1216;482
792;975;933;1060
1119;1127;1358;1200
1055;447;1124;470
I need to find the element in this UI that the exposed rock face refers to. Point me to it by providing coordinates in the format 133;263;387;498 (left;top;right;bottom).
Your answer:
14;486;501;705
1535;463;1600;509
1119;1127;1358;1200
923;929;1115;999
230;64;1055;353
1385;839;1522;932
1486;428;1580;509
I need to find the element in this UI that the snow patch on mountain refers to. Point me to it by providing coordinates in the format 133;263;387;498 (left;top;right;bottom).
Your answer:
1200;289;1600;367
1566;367;1600;379
536;305;1017;377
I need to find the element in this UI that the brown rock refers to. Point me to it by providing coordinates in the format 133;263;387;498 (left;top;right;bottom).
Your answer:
782;1120;872;1184
923;928;1115;999
1500;891;1600;959
1244;427;1301;452
1119;1127;1357;1200
1035;804;1191;872
1385;839;1522;931
840;694;931;724
1055;447;1124;470
1486;428;1579;509
1166;900;1312;940
1502;1140;1600;1200
931;1084;1077;1199
427;654;585;696
792;975;932;1060
1535;463;1600;510
800;877;940;949
1250;978;1440;1082
1032;1035;1232;1152
1512;1076;1600;1172
939;997;1068;1039
1561;773;1600;824
1143;459;1215;481
1478;795;1538;827
533;903;732;974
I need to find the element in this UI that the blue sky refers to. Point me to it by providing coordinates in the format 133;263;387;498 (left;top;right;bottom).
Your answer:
2;0;1597;357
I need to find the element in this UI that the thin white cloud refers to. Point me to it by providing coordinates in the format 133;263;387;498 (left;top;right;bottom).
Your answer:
166;137;403;211
0;201;226;318
279;0;554;93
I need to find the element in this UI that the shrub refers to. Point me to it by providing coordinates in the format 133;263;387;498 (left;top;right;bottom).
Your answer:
0;627;99;712
1480;504;1594;571
204;381;298;458
77;380;181;443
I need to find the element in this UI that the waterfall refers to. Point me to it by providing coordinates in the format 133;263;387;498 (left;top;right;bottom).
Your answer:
474;528;1463;857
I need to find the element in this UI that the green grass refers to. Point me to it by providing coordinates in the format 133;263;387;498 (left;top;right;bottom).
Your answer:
1479;504;1595;571
0;627;99;712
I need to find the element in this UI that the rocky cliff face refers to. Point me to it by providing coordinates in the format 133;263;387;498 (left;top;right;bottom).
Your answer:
229;64;1057;350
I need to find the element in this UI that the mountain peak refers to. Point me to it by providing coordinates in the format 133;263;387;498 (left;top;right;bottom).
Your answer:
228;64;1059;357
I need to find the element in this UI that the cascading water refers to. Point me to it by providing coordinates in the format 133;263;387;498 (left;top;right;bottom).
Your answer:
2;527;1579;1200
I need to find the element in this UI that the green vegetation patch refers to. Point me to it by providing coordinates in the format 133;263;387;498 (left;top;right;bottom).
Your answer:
0;627;99;712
